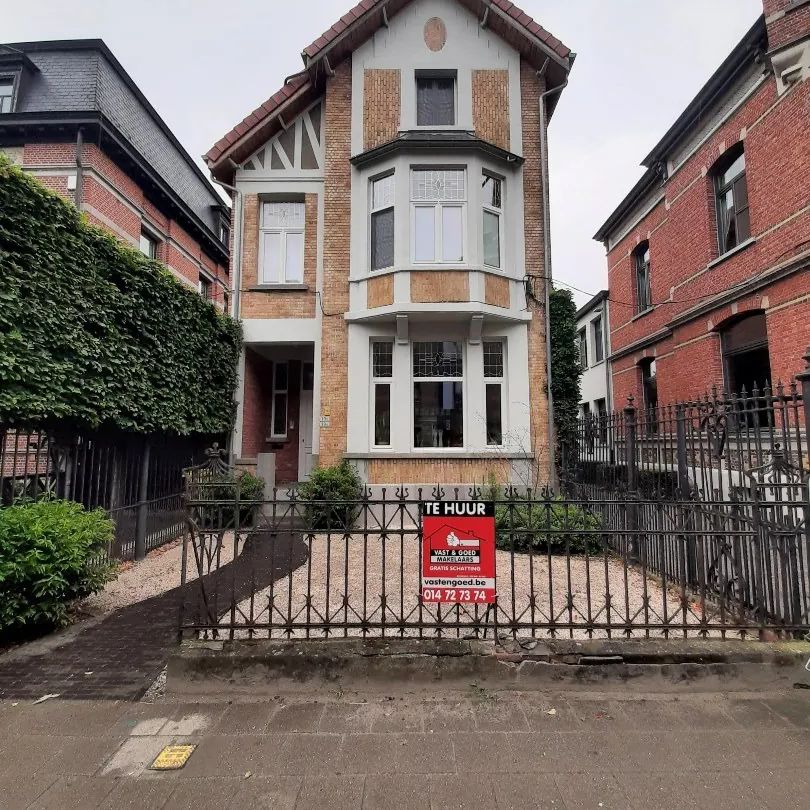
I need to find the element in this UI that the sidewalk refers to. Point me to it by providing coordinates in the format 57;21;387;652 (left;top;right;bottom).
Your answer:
1;688;808;809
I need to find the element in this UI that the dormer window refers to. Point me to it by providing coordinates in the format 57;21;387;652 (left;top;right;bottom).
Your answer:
416;71;456;126
0;78;13;114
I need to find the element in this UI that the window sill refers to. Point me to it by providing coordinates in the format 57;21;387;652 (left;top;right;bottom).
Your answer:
250;284;309;292
707;237;756;270
631;307;655;323
266;436;289;444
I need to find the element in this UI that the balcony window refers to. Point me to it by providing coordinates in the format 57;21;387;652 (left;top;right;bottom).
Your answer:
714;144;750;255
370;174;395;271
413;341;463;448
416;73;456;126
482;174;502;269
260;202;305;284
411;169;466;264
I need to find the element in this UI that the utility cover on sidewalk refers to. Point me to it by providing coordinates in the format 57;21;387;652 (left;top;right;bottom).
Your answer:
149;744;196;770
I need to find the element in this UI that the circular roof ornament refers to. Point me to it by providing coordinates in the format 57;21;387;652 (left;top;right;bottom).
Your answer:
424;17;447;52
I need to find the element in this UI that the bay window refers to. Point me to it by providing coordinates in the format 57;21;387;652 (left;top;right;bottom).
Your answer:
483;341;504;446
370;174;395;271
411;169;466;263
372;341;393;446
260;202;305;284
482;174;502;269
413;341;464;448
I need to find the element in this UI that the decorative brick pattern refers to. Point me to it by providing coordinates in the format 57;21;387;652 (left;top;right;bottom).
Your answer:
240;193;318;319
367;274;394;308
520;60;551;483
363;69;401;150
472;69;510;151
319;58;354;468
424;17;448;51
411;271;469;303
367;458;512;485
485;274;511;308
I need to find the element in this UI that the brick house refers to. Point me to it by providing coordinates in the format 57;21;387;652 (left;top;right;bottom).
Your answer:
594;0;809;411
0;40;230;308
206;0;574;488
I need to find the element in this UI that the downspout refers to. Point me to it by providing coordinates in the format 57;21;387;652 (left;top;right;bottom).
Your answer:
538;62;570;487
74;128;84;208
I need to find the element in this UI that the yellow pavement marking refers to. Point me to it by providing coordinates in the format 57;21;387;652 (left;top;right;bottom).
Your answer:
149;744;196;770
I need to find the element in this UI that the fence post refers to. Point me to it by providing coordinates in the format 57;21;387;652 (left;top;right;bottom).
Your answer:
675;403;689;497
624;397;640;562
134;440;151;561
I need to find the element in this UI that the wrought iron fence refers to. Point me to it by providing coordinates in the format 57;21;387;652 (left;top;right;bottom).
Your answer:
180;463;810;640
1;426;213;562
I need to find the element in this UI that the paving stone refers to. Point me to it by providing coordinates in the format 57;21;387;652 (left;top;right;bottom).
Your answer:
726;698;794;728
491;773;565;809
295;776;364;809
98;777;176;810
178;734;277;777
274;732;345;775
762;695;810;728
749;768;810;810
0;770;58;809
422;702;477;733
362;774;425;809
368;703;424;732
552;772;630;809
339;733;454;774
746;729;810;769
226;775;301;809
469;699;529;731
319;702;376;733
165;777;241;809
28;775;119;809
215;702;277;734
267;703;326;732
519;696;582;731
428;774;496;808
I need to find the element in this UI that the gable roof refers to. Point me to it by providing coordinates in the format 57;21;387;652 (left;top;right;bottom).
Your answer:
206;0;573;182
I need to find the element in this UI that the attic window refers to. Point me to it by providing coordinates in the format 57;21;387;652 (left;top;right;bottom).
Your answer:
0;78;14;114
416;72;456;126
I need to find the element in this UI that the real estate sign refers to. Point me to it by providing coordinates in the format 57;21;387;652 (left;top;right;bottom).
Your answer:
420;501;496;604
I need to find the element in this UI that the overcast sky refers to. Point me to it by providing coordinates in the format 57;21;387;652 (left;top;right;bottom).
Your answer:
5;0;763;305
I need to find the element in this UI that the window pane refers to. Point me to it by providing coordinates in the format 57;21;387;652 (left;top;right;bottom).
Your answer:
261;232;282;283
0;79;11;114
442;206;463;262
721;151;745;186
485;383;502;445
272;393;287;436
483;342;503;377
482;175;501;209
483;210;500;268
413;341;463;378
578;330;588;368
374;384;391;446
302;362;314;391
372;175;395;209
284;232;304;282
414;382;463;447
262;202;305;228
274;362;288;391
414;207;435;262
139;233;156;259
411;170;466;201
371;208;395;270
372;342;393;378
593;317;604;363
416;77;455;126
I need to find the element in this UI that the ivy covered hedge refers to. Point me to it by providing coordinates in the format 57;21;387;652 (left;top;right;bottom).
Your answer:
548;287;582;460
0;155;241;434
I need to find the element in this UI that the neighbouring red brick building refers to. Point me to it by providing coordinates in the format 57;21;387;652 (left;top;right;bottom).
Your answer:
0;40;230;309
594;0;809;410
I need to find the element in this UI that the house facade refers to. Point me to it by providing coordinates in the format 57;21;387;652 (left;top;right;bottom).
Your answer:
594;0;810;409
576;290;612;421
0;40;230;308
206;0;573;487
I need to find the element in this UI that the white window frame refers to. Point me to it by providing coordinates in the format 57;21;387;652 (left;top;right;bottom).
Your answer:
198;273;214;301
370;341;394;448
369;173;395;273
270;360;289;440
483;340;506;448
411;340;465;451
410;169;467;265
482;173;504;270
259;202;305;285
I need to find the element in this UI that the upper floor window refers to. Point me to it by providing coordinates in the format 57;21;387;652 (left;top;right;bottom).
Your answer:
219;221;230;246
592;315;604;364
0;78;13;114
198;275;213;301
482;174;502;269
578;328;588;369
370;174;395;271
634;241;651;313
713;144;750;254
139;230;158;260
416;72;456;126
260;201;305;284
411;169;465;264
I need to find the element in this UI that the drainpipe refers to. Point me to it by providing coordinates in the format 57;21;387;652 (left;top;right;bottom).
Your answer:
538;62;569;487
74;128;84;208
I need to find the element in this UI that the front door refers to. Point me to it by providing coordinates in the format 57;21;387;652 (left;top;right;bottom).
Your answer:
298;362;315;481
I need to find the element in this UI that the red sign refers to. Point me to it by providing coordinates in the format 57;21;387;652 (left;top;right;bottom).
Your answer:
420;501;496;603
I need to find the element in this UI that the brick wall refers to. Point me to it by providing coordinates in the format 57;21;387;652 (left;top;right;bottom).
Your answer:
764;0;810;49
367;458;513;485
472;69;510;151
367;274;394;308
363;69;401;150
319;58;353;468
485;274;510;308
410;271;469;302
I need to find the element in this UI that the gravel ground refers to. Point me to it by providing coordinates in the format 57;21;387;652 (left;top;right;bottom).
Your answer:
230;533;711;639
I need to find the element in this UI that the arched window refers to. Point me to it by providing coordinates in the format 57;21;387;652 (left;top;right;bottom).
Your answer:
713;143;750;254
633;241;652;313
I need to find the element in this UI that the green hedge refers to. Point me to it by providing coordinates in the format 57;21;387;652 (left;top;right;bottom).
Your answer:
296;461;364;531
0;155;241;434
0;500;113;638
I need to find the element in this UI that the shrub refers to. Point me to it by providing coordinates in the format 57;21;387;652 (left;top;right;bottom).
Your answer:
0;500;113;639
197;470;265;528
494;494;602;555
296;461;364;531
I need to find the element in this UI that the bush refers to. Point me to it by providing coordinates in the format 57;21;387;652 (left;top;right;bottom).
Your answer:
494;495;602;555
296;461;364;531
197;470;265;528
0;500;113;639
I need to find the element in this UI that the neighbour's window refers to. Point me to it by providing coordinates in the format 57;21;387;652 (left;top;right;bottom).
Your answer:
578;329;588;369
139;231;158;260
714;144;750;255
372;342;393;446
198;275;213;301
413;341;463;448
483;341;504;446
411;169;466;263
260;201;305;284
592;315;604;364
482;174;502;269
223;291;230;313
634;241;651;313
220;221;230;246
595;398;608;442
640;358;658;434
270;361;289;439
416;73;456;126
0;78;13;114
370;174;395;271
